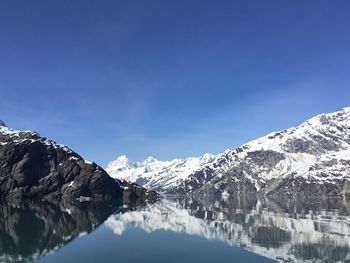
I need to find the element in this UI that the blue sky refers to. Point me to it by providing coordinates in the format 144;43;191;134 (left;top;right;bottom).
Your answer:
1;0;350;165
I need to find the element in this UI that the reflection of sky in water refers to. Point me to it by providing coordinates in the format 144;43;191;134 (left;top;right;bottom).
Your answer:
1;196;350;263
40;226;273;263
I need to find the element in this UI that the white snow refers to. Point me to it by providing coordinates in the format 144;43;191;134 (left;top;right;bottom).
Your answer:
106;106;350;193
0;125;73;154
181;106;350;190
106;153;220;192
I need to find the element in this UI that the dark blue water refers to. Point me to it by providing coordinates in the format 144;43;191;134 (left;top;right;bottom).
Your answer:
35;226;272;263
1;196;350;262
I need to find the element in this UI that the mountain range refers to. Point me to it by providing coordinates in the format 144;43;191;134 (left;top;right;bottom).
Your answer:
107;107;350;198
106;153;219;193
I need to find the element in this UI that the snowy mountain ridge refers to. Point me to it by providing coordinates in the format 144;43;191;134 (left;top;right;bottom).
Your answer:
170;106;350;197
106;153;220;193
0;121;73;154
107;107;350;197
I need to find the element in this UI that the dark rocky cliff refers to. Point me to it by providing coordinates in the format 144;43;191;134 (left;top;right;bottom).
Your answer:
0;121;157;201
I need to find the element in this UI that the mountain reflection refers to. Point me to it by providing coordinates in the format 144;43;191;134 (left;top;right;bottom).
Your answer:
106;196;350;262
0;199;140;262
1;196;350;262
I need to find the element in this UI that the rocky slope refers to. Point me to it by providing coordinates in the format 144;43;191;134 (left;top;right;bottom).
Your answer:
110;107;350;197
171;107;350;197
0;121;157;201
106;153;219;193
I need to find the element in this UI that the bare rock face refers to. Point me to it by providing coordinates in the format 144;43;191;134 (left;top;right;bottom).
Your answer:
0;121;157;202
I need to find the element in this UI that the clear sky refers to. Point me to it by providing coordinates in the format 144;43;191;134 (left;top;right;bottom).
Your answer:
1;0;350;165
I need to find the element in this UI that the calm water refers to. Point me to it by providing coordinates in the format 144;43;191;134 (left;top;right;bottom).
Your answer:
1;196;350;263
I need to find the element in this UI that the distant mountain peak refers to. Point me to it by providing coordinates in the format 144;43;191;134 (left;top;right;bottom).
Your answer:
201;153;216;162
142;156;158;165
106;153;220;192
342;106;350;112
0;120;6;127
116;155;129;162
106;155;137;173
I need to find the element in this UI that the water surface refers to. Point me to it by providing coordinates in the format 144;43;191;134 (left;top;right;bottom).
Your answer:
1;195;350;262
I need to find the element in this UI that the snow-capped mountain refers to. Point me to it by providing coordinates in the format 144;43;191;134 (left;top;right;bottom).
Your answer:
106;153;219;193
171;107;350;197
106;155;138;172
108;107;350;197
0;120;157;201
